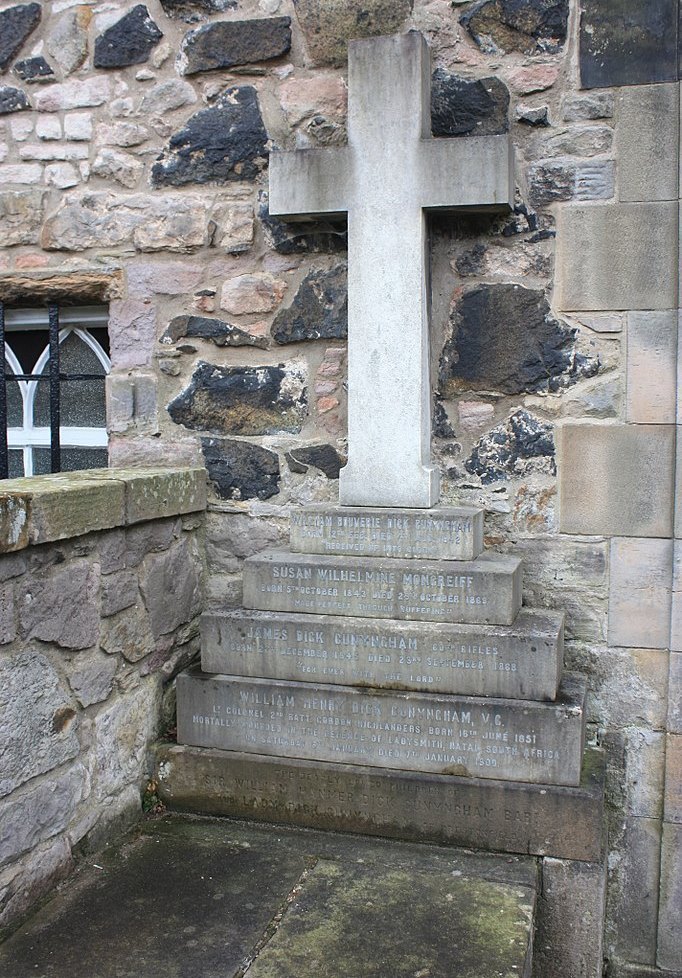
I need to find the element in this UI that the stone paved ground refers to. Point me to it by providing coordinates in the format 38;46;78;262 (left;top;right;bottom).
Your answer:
0;814;536;978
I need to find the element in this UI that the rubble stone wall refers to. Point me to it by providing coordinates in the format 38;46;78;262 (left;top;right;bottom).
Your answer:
0;0;680;971
0;467;206;931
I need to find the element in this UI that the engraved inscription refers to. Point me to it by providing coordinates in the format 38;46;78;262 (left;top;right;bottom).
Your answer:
179;675;584;785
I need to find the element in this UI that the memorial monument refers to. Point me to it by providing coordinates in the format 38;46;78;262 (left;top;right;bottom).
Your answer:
173;32;602;860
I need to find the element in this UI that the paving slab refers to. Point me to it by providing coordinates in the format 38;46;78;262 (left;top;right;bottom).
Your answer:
0;815;536;978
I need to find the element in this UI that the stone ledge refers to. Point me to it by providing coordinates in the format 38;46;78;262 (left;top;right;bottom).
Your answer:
0;467;207;553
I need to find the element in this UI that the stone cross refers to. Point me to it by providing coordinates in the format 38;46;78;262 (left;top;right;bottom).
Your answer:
270;32;513;508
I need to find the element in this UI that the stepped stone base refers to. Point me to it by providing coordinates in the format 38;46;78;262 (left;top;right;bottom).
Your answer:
200;608;564;700
243;550;523;625
176;670;586;785
155;743;606;863
289;504;484;560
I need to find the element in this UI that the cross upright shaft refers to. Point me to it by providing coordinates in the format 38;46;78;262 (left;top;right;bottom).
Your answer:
269;32;513;508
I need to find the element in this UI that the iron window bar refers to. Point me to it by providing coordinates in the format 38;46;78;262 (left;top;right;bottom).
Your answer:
0;301;106;480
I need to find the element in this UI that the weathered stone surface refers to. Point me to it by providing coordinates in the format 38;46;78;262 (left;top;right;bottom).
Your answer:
168;361;307;436
220;272;286;315
178;669;585;784
606;816;662;965
108;299;156;369
206;512;285;564
286;445;345;479
461;0;568;54
46;7;91;77
101;569;138;618
0;3;41;74
0;582;15;644
161;315;268;349
534;857;606;978
431;69;509;137
244;550;523;626
569;646;668;731
616;84;679;204
179;17;291;75
259;191;348;255
0;836;72;932
213;199;254;253
292;0;412;67
0;85;30;114
562;92;613;121
19;559;100;650
0;650;80;798
13;57;53;83
465;410;555;485
139;537;202;639
529;159;615;206
556;203;679;312
515;105;549;127
658;822;682;969
440;285;598;397
201;437;280;501
245;860;534;978
42;191;208;253
94;5;163;69
272;264;347;344
290;505;484;560
531;125;612;158
626;311;677;424
139;78;197;116
33;77;110;112
608;538;673;652
100;600;154;662
580;0;678;88
0;188;44;245
159;0;236;18
557;422;675;538
157;743;606;861
93;684;160;800
202;607;563;700
152;87;268;188
92;148;143;189
78;467;207;525
1;474;125;550
0;764;88;869
67;651;118;708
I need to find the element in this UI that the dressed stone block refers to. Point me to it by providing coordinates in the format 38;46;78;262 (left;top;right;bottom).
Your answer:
176;670;586;785
290;505;484;560
243;550;523;626
201;608;564;701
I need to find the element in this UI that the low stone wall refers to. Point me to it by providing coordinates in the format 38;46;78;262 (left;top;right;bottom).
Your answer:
0;467;206;932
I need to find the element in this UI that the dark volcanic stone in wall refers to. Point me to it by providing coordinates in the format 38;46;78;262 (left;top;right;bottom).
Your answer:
168;361;307;435
202;437;280;500
439;284;598;397
286;444;345;478
272;264;348;344
0;85;30;114
431;69;509;137
162;316;268;348
465;409;555;484
180;17;291;75
13;56;53;82
160;0;236;21
461;0;568;54
259;192;347;255
0;3;41;73
579;0;678;88
152;86;268;187
94;5;163;69
433;401;456;439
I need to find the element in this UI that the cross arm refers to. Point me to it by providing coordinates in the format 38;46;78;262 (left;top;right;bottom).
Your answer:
269;146;352;221
419;134;514;212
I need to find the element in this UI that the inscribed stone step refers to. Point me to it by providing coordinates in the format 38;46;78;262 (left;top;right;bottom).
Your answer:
243;550;523;626
200;608;564;701
289;504;484;560
156;744;606;863
176;670;586;785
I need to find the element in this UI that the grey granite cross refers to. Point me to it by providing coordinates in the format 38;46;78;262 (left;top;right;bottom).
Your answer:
270;32;513;508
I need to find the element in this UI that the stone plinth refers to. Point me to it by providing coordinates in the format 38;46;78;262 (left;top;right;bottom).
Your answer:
243;551;523;626
156;744;606;863
176;670;586;785
289;505;484;560
201;608;564;701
